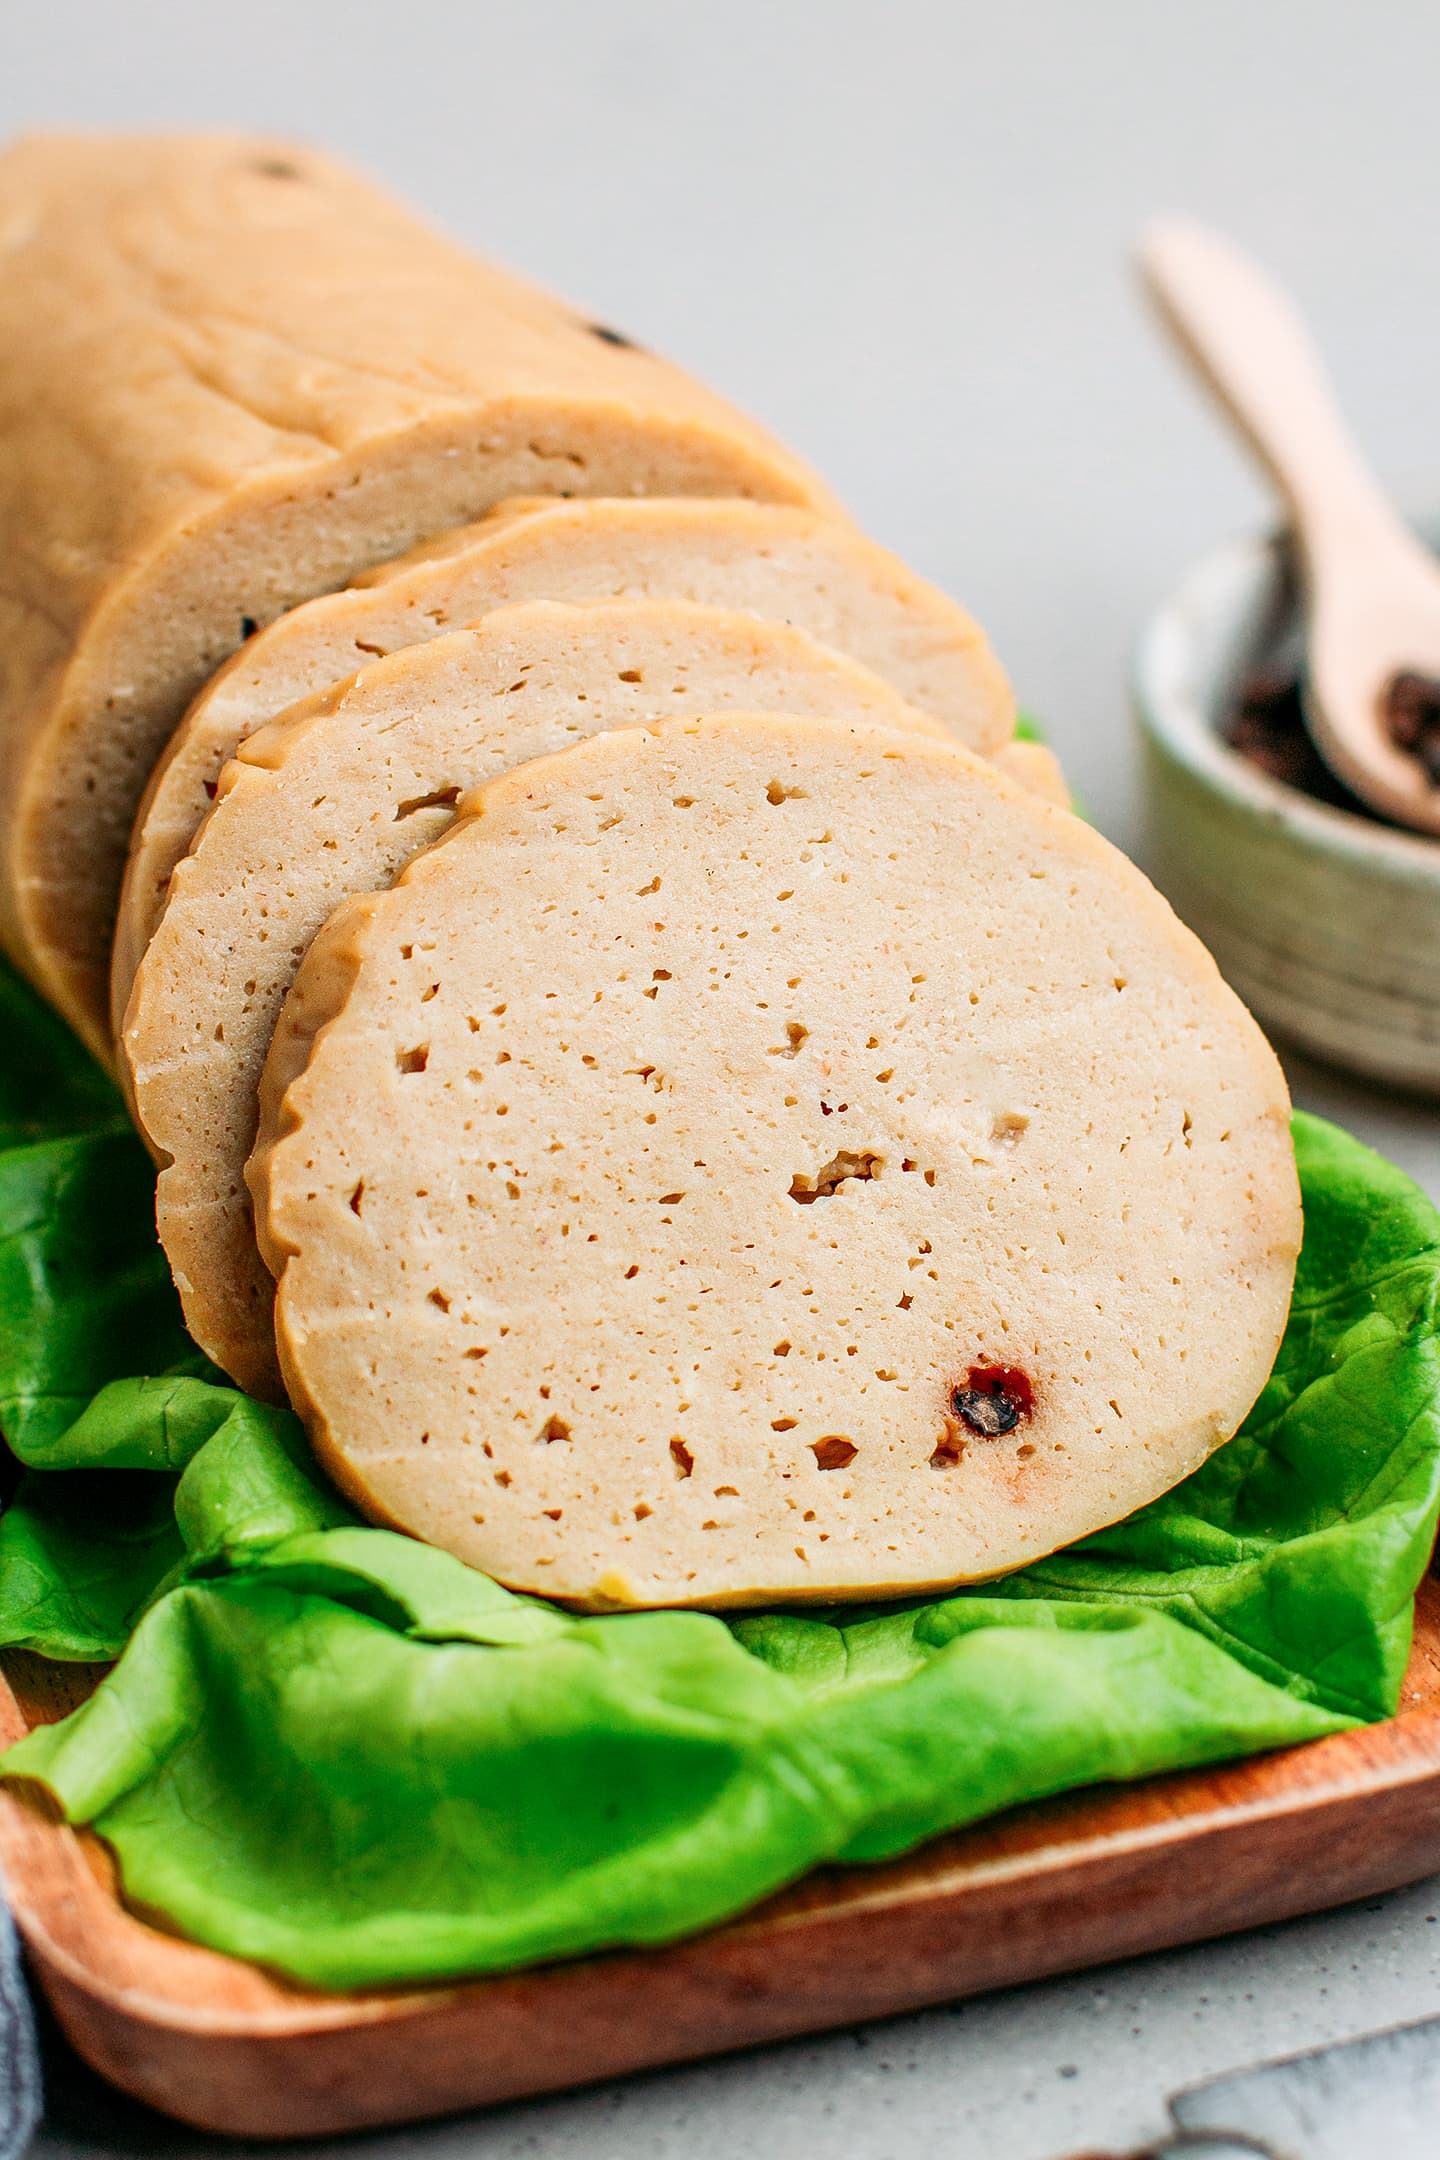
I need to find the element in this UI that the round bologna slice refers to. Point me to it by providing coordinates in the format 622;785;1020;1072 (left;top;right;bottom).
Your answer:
112;496;1013;1034
122;600;944;1399
250;712;1300;1611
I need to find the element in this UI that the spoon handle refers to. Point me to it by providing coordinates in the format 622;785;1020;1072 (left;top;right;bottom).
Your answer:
1139;217;1402;550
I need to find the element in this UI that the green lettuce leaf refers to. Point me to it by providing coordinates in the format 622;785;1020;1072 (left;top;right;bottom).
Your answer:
0;1373;358;1657
1;955;1437;1991
0;1468;182;1661
4;1567;1341;1989
0;966;191;1459
0;961;120;1151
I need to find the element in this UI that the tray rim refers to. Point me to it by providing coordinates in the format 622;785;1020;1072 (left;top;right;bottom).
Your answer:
8;1578;1440;2134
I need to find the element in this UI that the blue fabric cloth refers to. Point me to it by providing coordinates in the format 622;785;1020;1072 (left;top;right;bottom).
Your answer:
0;1874;39;2160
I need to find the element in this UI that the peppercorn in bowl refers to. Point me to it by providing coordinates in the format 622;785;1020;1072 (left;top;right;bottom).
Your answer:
1137;525;1440;1095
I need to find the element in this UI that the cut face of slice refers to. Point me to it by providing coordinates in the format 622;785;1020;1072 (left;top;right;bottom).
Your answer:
122;600;944;1398
251;713;1300;1611
0;135;832;1058
112;496;1013;1033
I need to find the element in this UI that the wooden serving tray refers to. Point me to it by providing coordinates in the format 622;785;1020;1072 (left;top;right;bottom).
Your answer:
6;1580;1440;2141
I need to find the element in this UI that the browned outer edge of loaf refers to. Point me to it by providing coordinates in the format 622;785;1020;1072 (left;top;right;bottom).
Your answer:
0;132;839;1061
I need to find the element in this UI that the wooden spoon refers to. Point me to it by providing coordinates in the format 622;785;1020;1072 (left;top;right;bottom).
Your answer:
1140;215;1440;833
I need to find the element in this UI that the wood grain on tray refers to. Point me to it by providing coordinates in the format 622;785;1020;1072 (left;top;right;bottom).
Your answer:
4;1575;1440;2141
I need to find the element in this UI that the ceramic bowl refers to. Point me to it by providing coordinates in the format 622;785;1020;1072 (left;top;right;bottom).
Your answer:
1135;528;1440;1096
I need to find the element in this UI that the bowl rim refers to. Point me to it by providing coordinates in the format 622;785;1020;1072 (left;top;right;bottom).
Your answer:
1133;527;1440;890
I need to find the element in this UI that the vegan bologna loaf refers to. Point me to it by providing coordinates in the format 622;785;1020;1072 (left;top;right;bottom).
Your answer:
123;600;942;1397
113;495;1012;1031
249;713;1300;1609
0;133;834;1058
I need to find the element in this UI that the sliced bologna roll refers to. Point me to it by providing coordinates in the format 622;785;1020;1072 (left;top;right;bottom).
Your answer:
249;714;1300;1610
113;496;1013;1032
0;135;832;1059
122;600;943;1398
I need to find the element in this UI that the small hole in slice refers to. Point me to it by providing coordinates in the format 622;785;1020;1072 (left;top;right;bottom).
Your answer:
789;1150;879;1204
394;786;461;821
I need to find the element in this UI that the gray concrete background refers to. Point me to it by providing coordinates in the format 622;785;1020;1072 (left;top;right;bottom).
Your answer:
7;3;1440;2153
